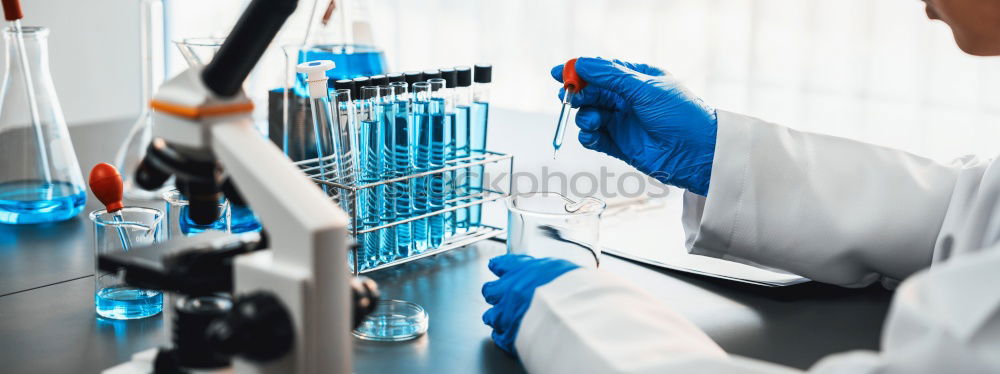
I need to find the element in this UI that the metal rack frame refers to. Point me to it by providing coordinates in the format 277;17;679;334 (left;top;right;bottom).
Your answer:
295;151;513;274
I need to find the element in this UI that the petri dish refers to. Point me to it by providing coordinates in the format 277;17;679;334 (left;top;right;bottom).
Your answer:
352;300;429;342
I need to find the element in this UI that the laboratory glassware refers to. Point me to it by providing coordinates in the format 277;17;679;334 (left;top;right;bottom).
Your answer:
357;85;383;269
427;78;451;247
163;189;230;239
296;60;340;199
389;81;412;258
352;299;428;342
505;191;605;268
410;81;432;252
452;66;472;232
375;85;397;264
332;85;358;216
553;58;586;158
0;25;85;224
91;206;164;319
113;0;167;201
468;64;492;228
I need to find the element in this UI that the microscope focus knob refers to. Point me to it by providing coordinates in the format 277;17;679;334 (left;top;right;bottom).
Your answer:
206;292;293;362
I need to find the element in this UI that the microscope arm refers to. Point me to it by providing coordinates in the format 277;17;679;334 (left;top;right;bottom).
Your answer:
211;120;353;373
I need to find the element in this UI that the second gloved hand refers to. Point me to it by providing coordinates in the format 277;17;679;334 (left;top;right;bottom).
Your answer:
481;254;579;356
552;57;718;195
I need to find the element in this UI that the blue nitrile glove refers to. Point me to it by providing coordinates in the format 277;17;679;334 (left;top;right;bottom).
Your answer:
481;254;580;356
552;57;718;196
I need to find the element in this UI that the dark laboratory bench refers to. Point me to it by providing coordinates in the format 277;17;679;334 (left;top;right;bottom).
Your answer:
0;115;894;374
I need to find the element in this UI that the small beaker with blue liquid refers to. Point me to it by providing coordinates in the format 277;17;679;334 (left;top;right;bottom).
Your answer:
90;206;164;319
163;189;262;238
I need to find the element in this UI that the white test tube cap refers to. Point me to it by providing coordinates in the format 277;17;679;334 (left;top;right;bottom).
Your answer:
296;60;336;99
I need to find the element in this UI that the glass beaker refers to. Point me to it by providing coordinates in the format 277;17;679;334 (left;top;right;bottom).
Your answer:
0;26;86;224
505;192;606;268
90;207;164;319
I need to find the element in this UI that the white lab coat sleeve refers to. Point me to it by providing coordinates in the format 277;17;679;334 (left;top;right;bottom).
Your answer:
808;245;1000;373
682;110;975;286
515;268;803;374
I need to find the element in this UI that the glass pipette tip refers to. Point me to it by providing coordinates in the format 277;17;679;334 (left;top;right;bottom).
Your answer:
553;90;574;159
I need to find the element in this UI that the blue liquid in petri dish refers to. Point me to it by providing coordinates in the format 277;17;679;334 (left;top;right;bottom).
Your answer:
95;286;162;320
295;44;387;97
0;180;85;224
230;205;262;233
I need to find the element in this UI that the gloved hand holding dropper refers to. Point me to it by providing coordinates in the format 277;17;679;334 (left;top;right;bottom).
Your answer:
552;57;718;196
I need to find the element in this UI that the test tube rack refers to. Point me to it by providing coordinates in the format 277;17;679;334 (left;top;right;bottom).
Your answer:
295;150;513;275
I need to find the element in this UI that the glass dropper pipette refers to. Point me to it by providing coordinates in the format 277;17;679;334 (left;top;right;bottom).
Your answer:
553;58;587;159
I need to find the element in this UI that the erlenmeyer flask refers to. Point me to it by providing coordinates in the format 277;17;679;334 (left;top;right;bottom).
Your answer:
114;0;167;201
0;26;86;224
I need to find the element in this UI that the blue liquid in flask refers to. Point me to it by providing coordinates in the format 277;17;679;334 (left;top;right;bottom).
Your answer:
95;286;162;320
0;180;85;224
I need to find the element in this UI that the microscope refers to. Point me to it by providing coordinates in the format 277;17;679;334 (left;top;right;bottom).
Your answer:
99;0;377;372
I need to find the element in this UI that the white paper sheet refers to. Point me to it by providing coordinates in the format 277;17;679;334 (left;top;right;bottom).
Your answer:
600;191;809;287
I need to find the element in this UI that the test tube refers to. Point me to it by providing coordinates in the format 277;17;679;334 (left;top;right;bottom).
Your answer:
375;85;397;264
452;66;473;233
469;64;492;228
411;81;432;252
358;85;383;269
389;81;413;258
331;84;357;215
427;78;451;248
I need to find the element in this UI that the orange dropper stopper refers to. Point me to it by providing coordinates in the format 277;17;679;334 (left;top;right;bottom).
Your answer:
89;163;125;213
1;0;23;21
563;58;587;94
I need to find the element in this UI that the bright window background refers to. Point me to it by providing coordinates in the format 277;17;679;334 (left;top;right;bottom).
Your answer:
165;0;1000;161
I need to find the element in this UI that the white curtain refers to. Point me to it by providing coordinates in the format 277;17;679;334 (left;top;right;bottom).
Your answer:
167;0;1000;161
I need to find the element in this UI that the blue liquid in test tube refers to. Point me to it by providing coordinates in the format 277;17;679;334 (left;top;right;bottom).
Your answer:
427;80;451;249
454;104;471;231
469;65;492;228
411;85;432;252
391;84;413;258
377;95;398;264
469;100;489;227
358;86;383;270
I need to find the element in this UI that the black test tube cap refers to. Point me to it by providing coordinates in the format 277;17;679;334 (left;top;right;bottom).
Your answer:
440;68;457;88
351;77;370;100
334;79;354;99
370;74;388;87
404;71;423;86
387;73;404;83
422;69;442;80
474;64;492;83
455;66;472;87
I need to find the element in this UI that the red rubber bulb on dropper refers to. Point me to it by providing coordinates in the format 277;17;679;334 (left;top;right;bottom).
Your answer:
1;0;23;21
89;163;125;213
563;58;587;94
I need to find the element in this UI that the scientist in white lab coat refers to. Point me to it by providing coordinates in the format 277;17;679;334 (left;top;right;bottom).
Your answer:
481;0;1000;372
